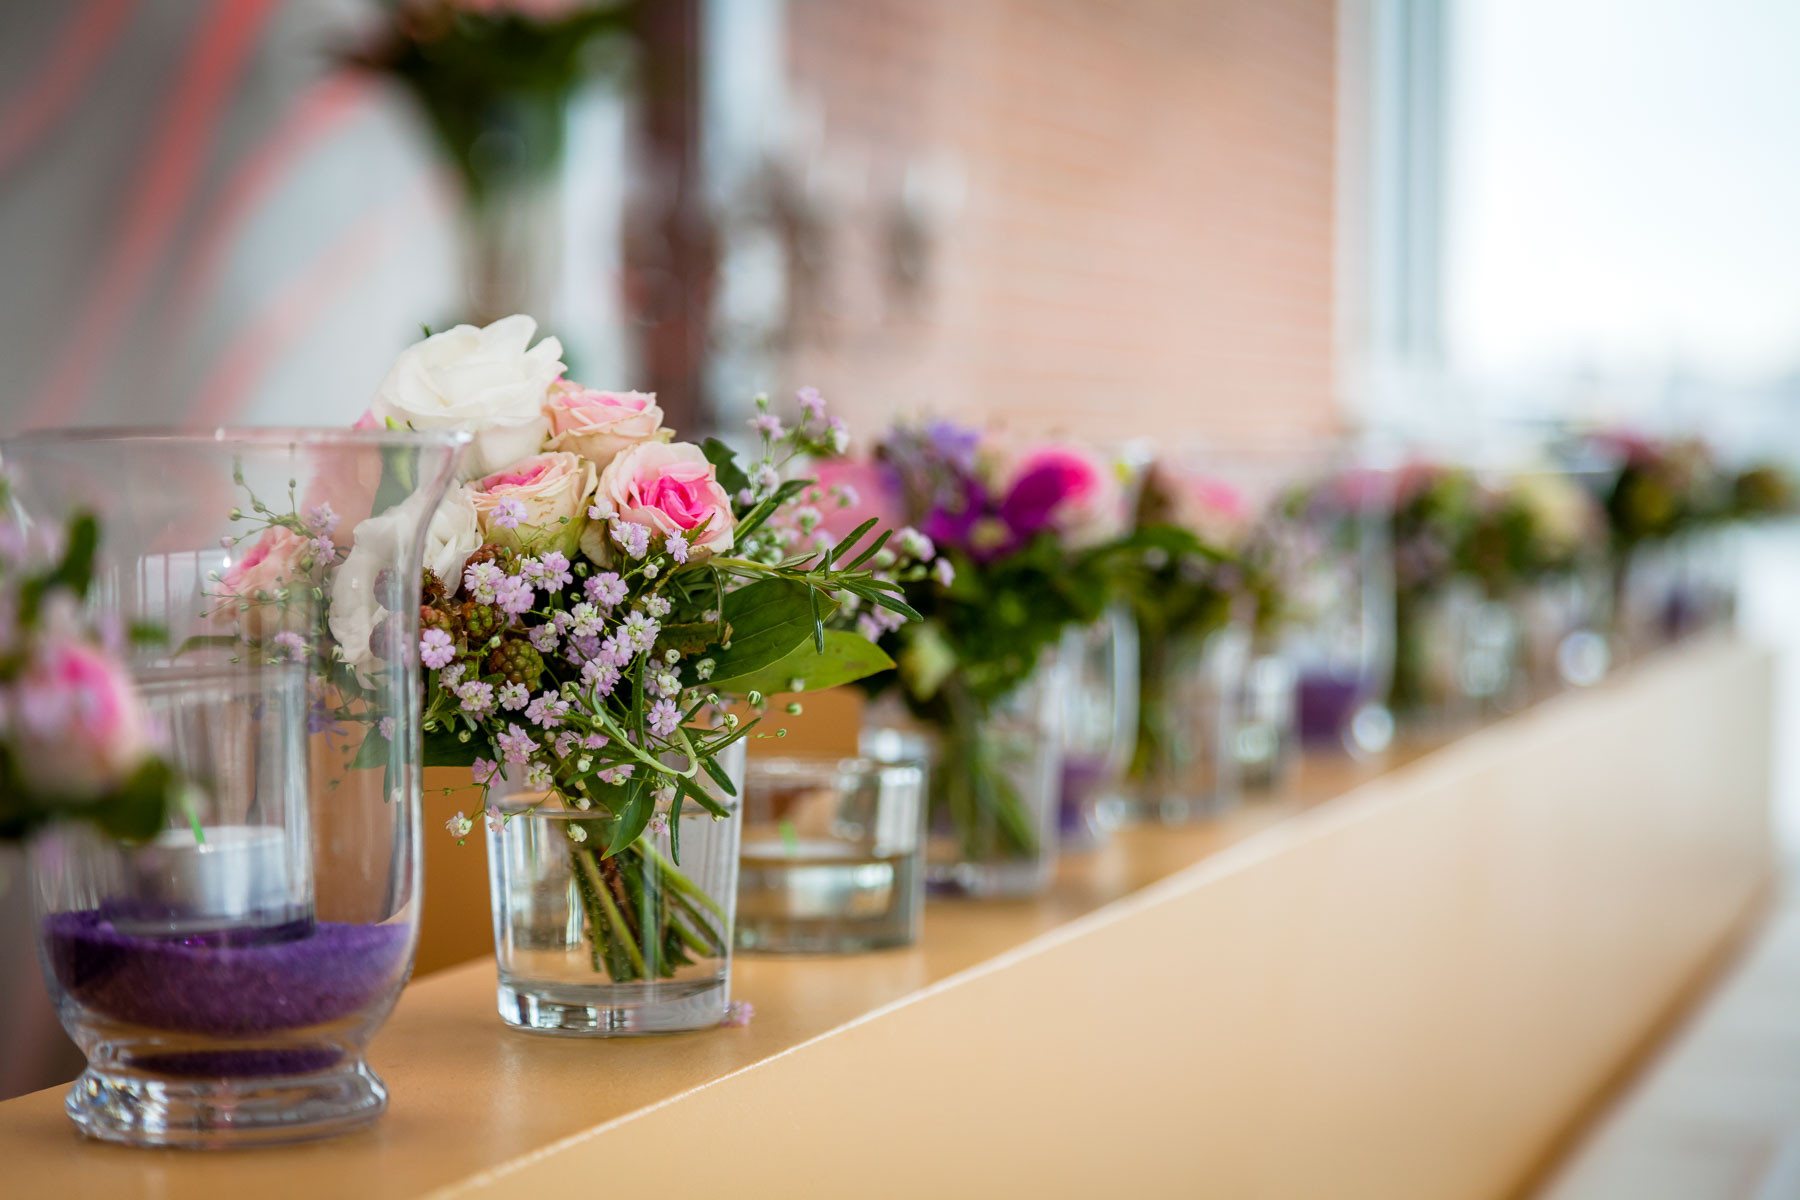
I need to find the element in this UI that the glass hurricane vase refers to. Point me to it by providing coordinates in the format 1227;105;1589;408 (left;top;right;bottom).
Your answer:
7;427;464;1148
487;740;745;1035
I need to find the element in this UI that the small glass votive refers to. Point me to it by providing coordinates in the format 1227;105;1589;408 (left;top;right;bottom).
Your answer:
735;756;926;954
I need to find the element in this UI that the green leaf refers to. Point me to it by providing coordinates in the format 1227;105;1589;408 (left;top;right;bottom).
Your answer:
709;629;894;696
702;577;836;684
678;773;729;820
606;777;652;856
697;748;739;797
95;759;175;842
702;438;752;496
351;727;390;770
423;729;484;768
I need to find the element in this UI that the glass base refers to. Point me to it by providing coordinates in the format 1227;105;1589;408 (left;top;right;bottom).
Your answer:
64;1059;385;1148
496;973;728;1035
925;857;1053;899
1116;786;1238;826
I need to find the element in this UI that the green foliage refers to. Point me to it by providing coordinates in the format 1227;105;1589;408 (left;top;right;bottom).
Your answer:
349;3;639;208
707;629;894;697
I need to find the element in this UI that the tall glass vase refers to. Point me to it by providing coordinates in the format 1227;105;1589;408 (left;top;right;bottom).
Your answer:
486;740;745;1035
6;427;464;1148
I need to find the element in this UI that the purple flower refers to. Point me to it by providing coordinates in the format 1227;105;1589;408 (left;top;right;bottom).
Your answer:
457;680;496;719
472;757;501;786
540;551;574;589
796;386;825;419
582;733;609;751
585;572;626;608
272;630;308;662
750;413;785;438
620;611;659;653
525;691;569;729
581;660;621;695
665;532;689;564
648;698;680;737
420;628;455;669
305;502;340;536
464;561;505;604
491;497;528;530
494;575;535;616
496;723;536;765
498;682;530;711
378;716;396;741
932;557;956;587
529;624;560;653
613;521;650;559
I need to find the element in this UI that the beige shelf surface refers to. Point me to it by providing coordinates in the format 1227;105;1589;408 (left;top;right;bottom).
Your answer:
0;636;1775;1199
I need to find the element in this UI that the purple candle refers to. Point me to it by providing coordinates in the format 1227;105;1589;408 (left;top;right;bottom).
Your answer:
1296;672;1364;746
44;910;412;1040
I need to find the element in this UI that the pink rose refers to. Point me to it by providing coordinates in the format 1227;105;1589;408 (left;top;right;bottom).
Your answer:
214;526;316;640
596;441;736;558
543;381;670;470
11;639;150;796
470;450;597;556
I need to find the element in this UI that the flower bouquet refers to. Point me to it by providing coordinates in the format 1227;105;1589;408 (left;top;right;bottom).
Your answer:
836;424;1123;895
355;319;910;1031
1107;462;1246;820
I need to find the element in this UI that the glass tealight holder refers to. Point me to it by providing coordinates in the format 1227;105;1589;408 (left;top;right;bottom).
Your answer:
736;756;927;954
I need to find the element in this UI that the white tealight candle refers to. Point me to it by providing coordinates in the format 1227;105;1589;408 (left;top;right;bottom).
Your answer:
114;825;302;937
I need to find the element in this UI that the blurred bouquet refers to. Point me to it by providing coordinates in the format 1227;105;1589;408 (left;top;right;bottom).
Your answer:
1108;462;1245;814
828;424;1127;884
0;498;178;841
209;317;910;984
348;2;637;322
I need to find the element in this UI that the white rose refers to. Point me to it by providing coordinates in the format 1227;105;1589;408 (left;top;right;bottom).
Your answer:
368;314;564;478
329;492;430;678
426;485;482;593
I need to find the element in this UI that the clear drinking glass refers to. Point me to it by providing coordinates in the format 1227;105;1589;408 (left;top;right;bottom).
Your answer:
486;740;744;1034
1057;606;1138;849
8;427;463;1148
861;651;1066;899
735;755;927;953
1120;623;1248;823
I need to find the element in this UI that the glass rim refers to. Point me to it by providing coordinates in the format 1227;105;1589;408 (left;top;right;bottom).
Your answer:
1;426;471;452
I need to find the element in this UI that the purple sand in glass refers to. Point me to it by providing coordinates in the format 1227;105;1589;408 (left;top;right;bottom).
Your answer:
1058;753;1110;842
1296;673;1363;746
44;911;411;1051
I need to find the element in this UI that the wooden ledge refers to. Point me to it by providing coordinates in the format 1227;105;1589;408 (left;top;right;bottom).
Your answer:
0;637;1775;1199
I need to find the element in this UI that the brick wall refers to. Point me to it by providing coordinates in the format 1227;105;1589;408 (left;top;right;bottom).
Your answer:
779;0;1340;443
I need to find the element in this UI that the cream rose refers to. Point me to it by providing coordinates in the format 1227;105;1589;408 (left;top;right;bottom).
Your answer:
543;381;670;470
596;441;736;559
367;314;564;478
426;484;483;593
469;451;597;556
213;526;315;640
